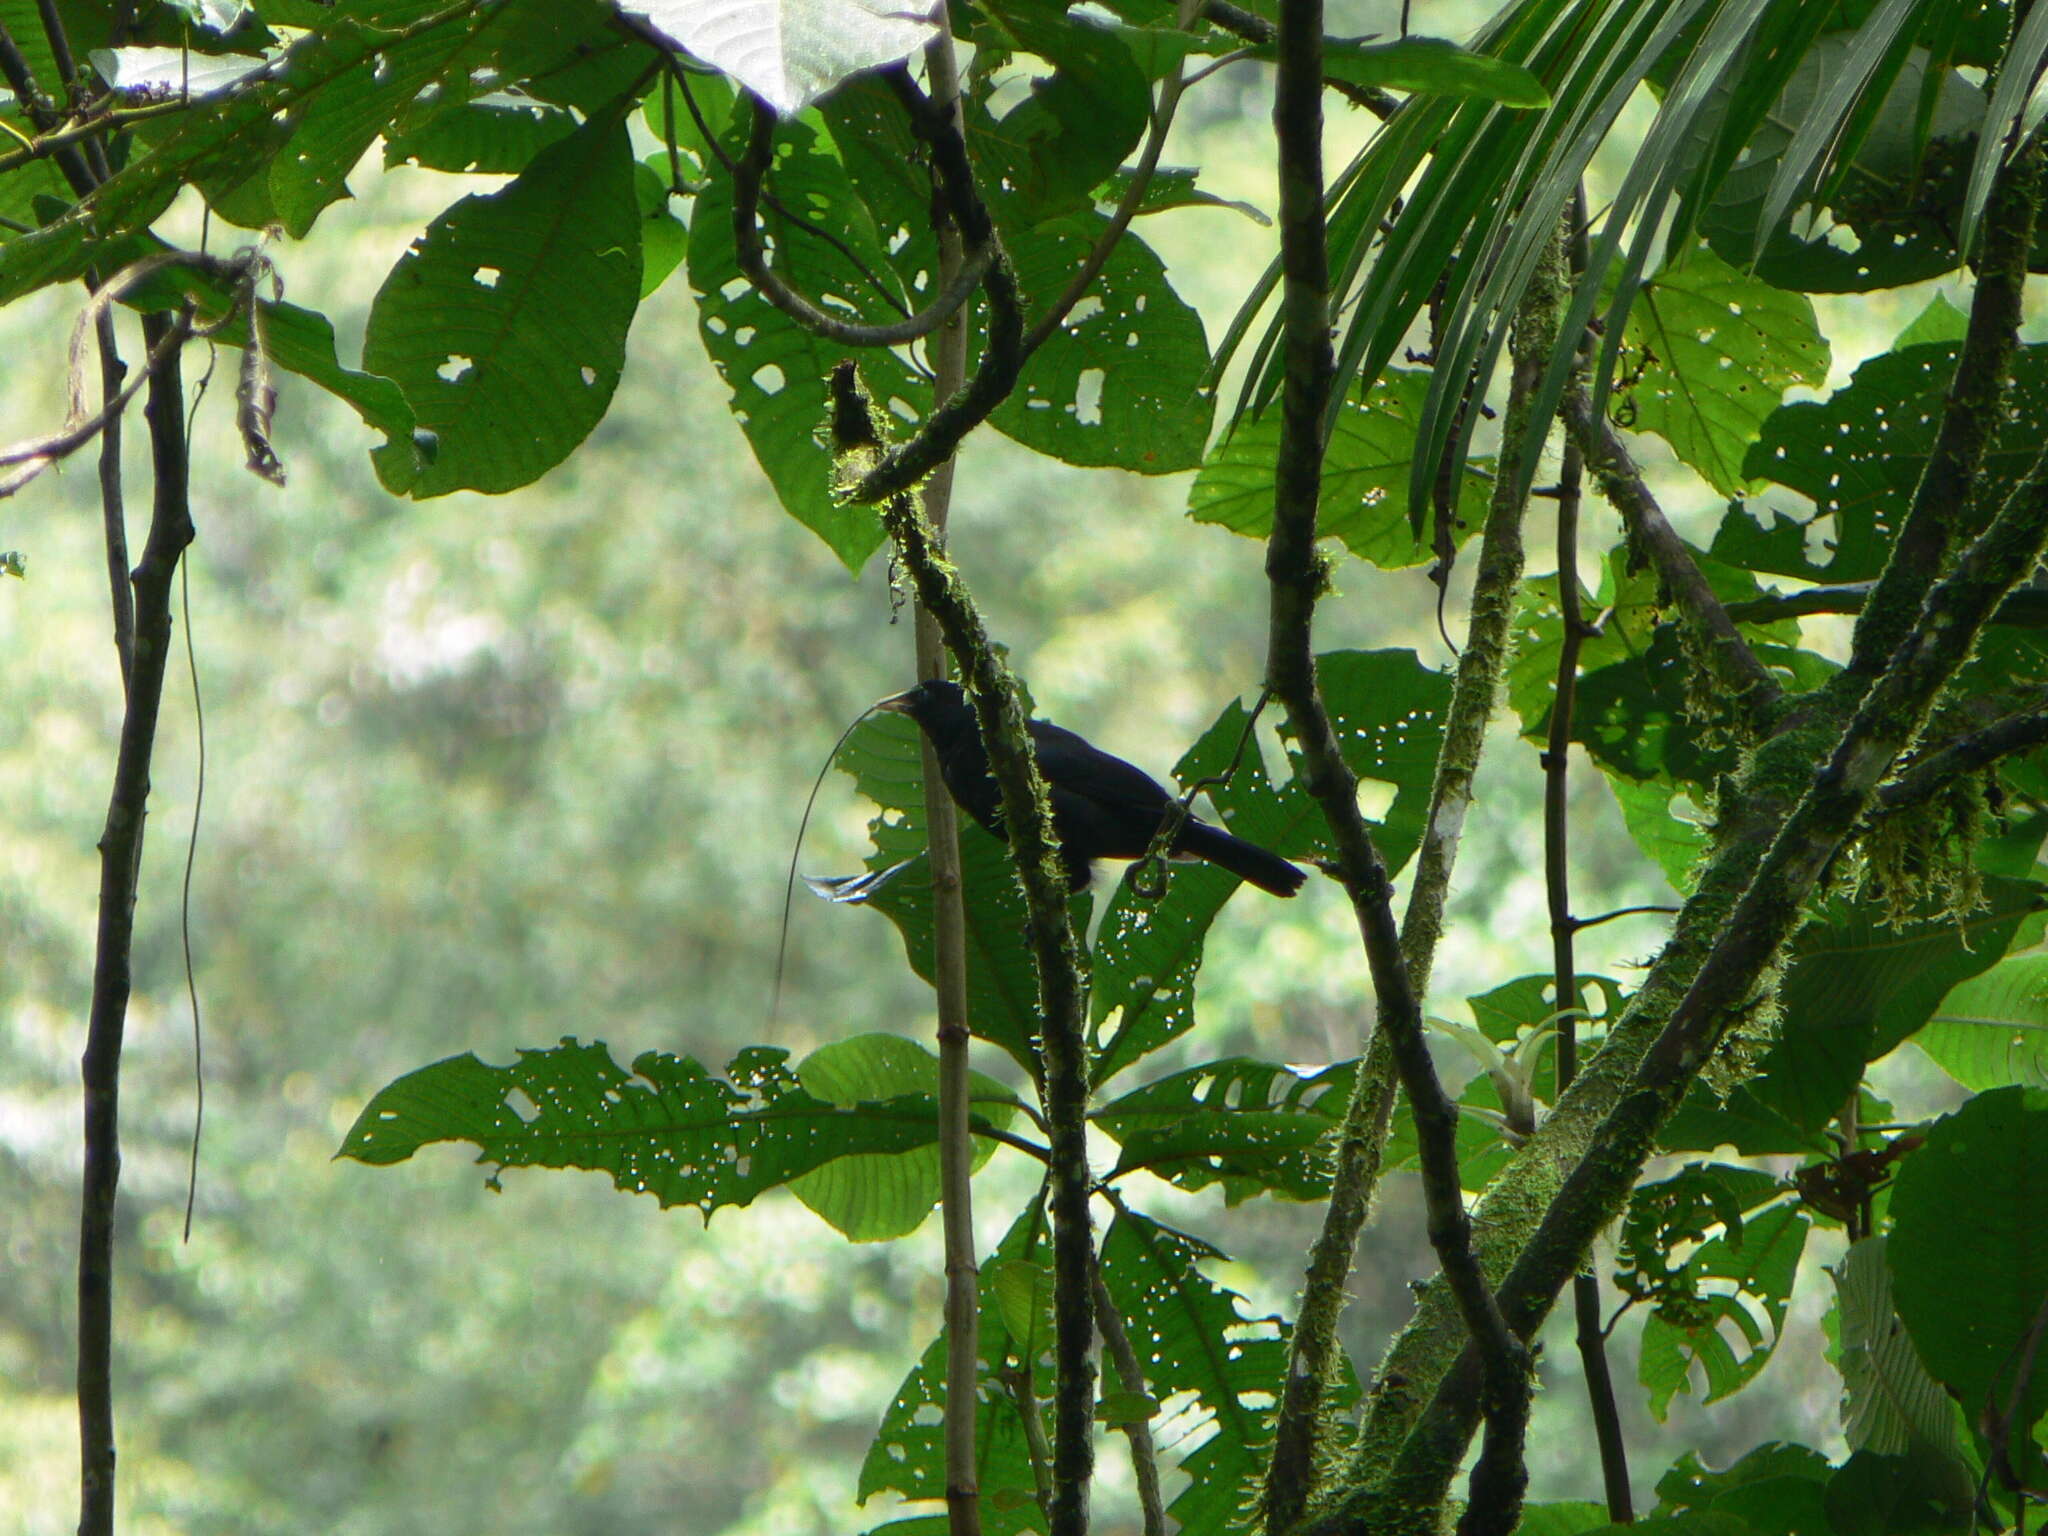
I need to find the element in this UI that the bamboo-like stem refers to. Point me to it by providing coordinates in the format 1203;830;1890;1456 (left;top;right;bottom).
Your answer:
914;21;984;1536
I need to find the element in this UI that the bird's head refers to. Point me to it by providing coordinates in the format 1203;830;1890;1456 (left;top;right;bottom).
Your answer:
875;679;976;746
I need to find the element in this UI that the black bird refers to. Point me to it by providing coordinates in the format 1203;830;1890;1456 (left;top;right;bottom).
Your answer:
878;680;1307;897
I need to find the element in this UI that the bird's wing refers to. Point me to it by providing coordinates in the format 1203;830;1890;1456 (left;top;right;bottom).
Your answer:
1028;720;1172;809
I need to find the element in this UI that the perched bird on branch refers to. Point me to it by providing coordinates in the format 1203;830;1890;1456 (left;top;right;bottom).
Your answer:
879;680;1307;897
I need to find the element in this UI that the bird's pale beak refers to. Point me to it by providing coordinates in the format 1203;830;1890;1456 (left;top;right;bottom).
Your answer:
873;687;919;715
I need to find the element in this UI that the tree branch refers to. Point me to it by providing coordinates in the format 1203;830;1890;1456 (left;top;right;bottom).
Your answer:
1198;0;1400;117
841;77;1028;507
1261;4;1526;1531
1092;1262;1166;1536
1876;689;2048;814
1374;428;2048;1530
79;310;192;1536
831;366;1096;1536
1562;386;1781;727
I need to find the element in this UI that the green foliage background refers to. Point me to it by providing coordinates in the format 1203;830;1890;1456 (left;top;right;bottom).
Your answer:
0;1;2036;1529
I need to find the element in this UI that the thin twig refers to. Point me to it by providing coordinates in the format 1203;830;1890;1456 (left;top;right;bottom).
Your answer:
914;20;984;1536
1875;688;2048;813
1091;1263;1166;1536
732;91;991;348
94;311;133;690
1199;0;1401;117
1568;903;1679;932
1541;427;1633;1523
1000;1361;1056;1519
1128;684;1269;900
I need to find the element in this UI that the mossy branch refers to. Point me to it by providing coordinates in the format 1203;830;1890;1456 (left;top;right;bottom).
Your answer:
1356;411;2048;1536
830;363;1097;1536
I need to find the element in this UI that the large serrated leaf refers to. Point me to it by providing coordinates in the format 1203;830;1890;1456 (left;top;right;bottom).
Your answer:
363;112;641;497
338;1038;944;1215
1889;1088;2048;1467
1834;1236;1962;1457
1918;952;2048;1091
858;1208;1048;1536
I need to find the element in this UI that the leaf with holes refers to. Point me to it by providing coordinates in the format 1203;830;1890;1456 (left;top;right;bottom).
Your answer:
1096;1057;1359;1202
1729;340;2048;583
622;0;937;115
994;214;1211;473
1618;246;1827;496
1623;1171;1809;1420
687;112;919;570
384;97;578;174
1091;653;1450;1082
787;1032;1020;1242
363;113;640;497
338;1038;945;1215
1191;369;1491;568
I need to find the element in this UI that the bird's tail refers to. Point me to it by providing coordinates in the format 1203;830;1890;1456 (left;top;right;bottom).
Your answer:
1175;820;1307;897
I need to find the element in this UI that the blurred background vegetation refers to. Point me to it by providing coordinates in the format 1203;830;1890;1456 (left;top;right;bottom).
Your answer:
0;2;1991;1527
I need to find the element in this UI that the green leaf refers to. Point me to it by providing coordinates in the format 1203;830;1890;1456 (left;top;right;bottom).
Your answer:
860;1208;1048;1536
1096;165;1269;224
268;0;606;235
1917;951;2048;1091
686;112;917;569
960;0;1150;229
338;1039;942;1214
1089;654;1449;1082
1096;1056;1357;1201
1666;878;2043;1151
987;1258;1054;1358
1617;245;1828;496
1731;340;2048;583
1656;1441;1832;1516
621;0;936;115
1190;369;1491;568
1509;1504;1612;1536
1834;1236;1963;1458
1891;291;1969;349
787;1033;1020;1241
632;159;687;299
362;113;640;497
1605;775;1708;891
1889;1087;2048;1463
993;215;1212;473
1823;1447;1979;1536
383;97;578;174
